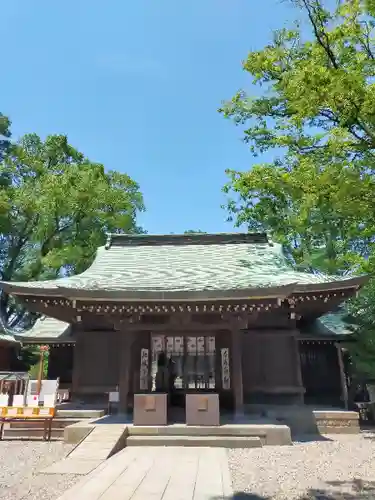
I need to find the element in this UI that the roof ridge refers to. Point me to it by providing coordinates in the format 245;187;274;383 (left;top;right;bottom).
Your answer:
105;232;269;249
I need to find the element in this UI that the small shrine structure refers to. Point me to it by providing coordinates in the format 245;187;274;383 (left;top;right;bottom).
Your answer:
0;232;367;415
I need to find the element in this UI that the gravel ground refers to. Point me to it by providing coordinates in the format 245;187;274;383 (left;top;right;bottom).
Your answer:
0;440;81;500
1;433;375;500
228;432;375;500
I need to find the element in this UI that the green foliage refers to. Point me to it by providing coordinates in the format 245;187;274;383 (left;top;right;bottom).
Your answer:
27;348;49;379
20;345;40;372
220;0;375;377
221;0;375;162
347;280;375;380
220;0;375;274
0;113;11;161
0;133;145;328
183;230;207;234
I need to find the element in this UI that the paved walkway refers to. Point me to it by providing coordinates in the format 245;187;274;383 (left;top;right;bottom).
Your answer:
42;425;127;476
57;446;233;500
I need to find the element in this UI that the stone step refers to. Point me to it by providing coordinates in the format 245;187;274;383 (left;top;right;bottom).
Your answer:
9;418;79;429
127;423;292;446
56;409;106;419
3;427;64;439
127;424;267;437
126;435;262;448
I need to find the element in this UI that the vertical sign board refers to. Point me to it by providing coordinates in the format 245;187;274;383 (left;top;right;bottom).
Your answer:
139;348;149;391
221;348;231;390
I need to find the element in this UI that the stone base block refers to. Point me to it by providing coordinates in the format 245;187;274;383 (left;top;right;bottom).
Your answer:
314;410;360;434
133;393;167;426
245;405;360;435
186;393;220;426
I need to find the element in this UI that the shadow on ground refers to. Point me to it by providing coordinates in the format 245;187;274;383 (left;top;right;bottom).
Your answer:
293;434;332;443
92;414;133;424
211;479;375;499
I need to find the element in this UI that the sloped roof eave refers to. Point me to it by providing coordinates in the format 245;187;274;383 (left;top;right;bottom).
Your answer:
0;335;20;346
0;282;297;300
0;275;367;301
15;317;71;343
293;275;369;293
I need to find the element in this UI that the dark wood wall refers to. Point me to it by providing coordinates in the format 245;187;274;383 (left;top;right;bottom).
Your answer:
299;341;342;406
65;323;343;407
47;346;73;385
242;330;304;404
73;329;120;395
0;345;11;371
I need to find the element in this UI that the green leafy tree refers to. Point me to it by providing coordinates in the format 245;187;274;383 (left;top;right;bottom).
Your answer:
0;113;11;161
14;346;41;373
220;0;375;382
347;279;375;381
220;0;375;273
0;133;145;329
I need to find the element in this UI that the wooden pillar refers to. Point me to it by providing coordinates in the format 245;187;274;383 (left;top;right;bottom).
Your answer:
335;343;349;410
119;331;134;414
232;329;244;417
72;331;84;398
293;335;305;404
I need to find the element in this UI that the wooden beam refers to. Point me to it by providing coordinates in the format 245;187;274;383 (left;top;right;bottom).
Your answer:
117;321;236;333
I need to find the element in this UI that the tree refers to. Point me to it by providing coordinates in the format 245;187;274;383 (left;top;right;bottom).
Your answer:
223;158;375;273
0;133;145;330
184;230;206;234
347;279;375;382
0;113;11;161
219;0;375;273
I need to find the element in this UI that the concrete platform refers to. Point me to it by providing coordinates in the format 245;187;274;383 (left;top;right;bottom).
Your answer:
2;418;81;441
314;410;360;434
9;417;80;429
126;435;262;447
246;405;361;435
3;427;65;439
126;422;292;446
56;409;106;419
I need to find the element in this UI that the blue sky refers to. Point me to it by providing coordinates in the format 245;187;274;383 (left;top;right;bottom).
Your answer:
2;0;295;234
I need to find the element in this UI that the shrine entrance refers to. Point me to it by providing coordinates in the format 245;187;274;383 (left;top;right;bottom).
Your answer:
150;335;217;407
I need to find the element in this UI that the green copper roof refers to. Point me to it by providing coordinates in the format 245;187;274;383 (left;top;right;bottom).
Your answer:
303;312;353;338
0;330;19;345
16;317;70;343
0;233;367;299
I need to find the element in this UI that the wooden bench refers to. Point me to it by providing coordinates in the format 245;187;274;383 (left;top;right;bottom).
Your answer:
0;407;55;441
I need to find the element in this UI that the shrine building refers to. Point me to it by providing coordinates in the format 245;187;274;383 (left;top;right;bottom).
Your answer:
0;232;367;415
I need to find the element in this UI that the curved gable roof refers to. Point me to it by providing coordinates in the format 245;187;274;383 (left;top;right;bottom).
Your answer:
0;233;367;299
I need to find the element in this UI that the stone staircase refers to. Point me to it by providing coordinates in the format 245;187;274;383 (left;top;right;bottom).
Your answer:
124;423;292;447
3;407;106;441
4;418;80;440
